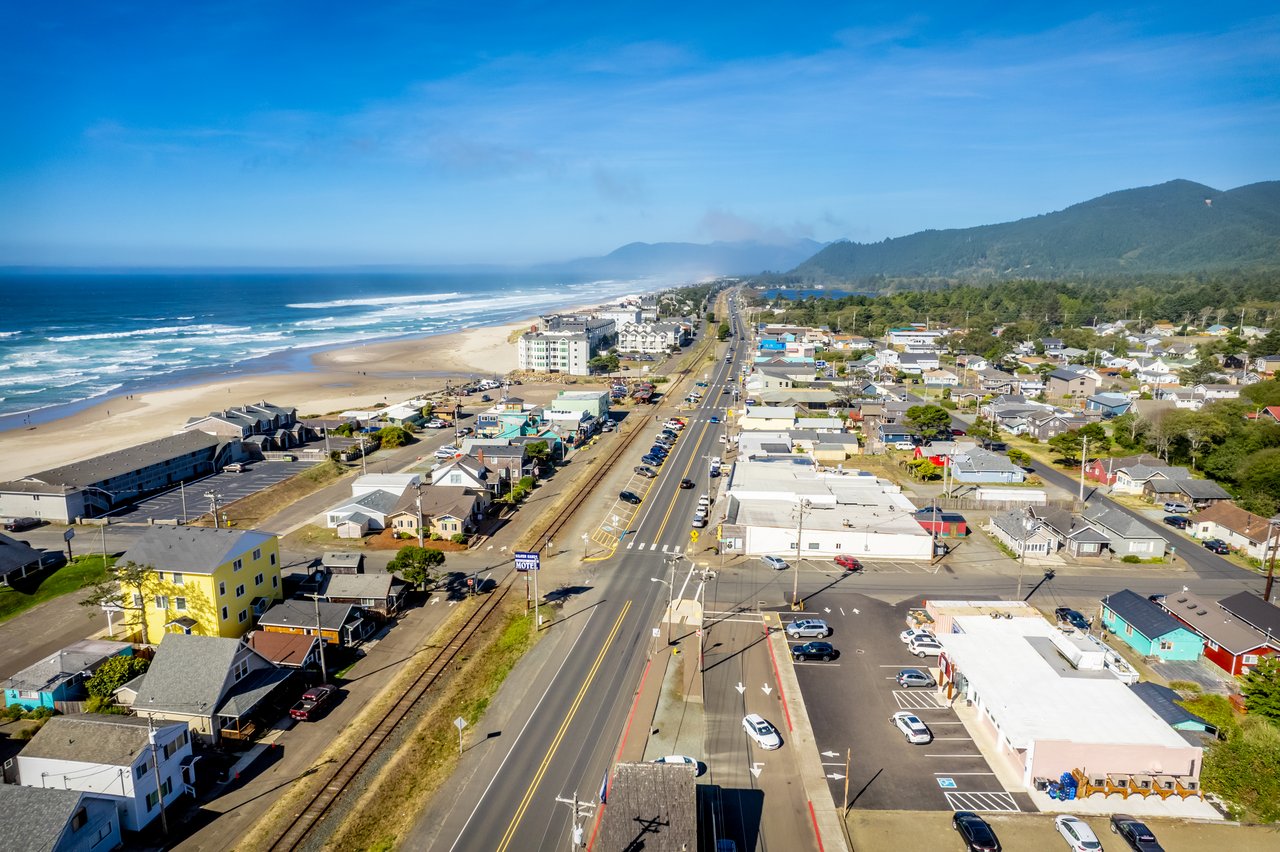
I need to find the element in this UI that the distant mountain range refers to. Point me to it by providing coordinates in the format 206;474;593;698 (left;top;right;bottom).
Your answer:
793;179;1280;282
547;238;827;279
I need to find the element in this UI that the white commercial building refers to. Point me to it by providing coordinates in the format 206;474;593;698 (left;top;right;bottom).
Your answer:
719;458;933;560
929;603;1202;790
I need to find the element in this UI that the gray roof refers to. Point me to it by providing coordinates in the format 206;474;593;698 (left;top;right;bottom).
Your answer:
1119;463;1187;482
343;488;407;515
217;666;294;719
133;634;261;715
27;430;220;488
1216;592;1280;643
595;763;697;852
324;572;402;600
1047;368;1089;381
1102;589;1187;641
1129;682;1213;731
3;639;133;693
954;448;1021;474
1157;591;1268;654
0;532;43;581
1084;505;1163;541
22;713;181;766
1174;479;1233;500
0;785;96;852
257;598;355;632
321;551;364;569
119;525;276;574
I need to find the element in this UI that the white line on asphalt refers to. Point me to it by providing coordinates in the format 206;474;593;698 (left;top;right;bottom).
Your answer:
933;737;974;740
446;606;600;852
662;544;669;553
926;754;989;757
933;772;998;775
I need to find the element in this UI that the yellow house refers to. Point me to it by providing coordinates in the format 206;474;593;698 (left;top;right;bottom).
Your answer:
115;526;283;642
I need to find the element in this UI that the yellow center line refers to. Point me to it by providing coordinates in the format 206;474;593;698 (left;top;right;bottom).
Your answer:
649;417;713;545
495;600;632;852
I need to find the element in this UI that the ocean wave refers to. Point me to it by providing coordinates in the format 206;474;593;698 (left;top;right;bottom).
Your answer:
286;292;463;310
0;331;20;338
47;323;250;342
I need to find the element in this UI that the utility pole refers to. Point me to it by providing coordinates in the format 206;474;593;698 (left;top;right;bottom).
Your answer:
147;716;170;837
1265;516;1280;603
793;499;809;610
415;481;424;548
1078;434;1089;504
1017;515;1030;600
554;793;596;850
204;491;221;529
180;481;187;525
309;593;329;679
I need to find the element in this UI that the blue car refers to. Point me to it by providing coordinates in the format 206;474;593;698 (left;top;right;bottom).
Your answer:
641;454;664;466
709;416;720;423
649;447;668;457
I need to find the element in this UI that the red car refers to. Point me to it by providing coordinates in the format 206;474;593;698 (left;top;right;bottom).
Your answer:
289;684;338;721
834;555;863;573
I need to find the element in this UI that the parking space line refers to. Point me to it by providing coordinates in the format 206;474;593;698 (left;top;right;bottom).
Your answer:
944;791;1020;813
793;662;841;666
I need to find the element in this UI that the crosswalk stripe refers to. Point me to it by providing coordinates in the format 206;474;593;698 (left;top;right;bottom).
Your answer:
662;544;669;553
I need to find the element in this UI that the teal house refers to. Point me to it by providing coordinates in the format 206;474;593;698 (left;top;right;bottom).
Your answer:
3;639;134;711
1100;589;1204;661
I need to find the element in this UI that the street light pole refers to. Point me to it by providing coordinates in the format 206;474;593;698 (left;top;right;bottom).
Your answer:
651;574;673;647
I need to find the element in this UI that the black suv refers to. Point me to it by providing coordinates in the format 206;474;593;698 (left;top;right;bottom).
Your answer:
791;641;837;662
1054;607;1090;631
1162;515;1190;529
1110;814;1164;851
1202;538;1230;554
619;491;642;505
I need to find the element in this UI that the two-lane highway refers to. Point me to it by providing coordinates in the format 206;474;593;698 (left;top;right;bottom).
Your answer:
410;302;749;851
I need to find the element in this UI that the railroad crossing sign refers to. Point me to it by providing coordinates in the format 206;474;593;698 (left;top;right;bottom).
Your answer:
690;530;700;543
514;551;541;572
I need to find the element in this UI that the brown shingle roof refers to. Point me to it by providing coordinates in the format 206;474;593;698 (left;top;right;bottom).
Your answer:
1193;503;1273;544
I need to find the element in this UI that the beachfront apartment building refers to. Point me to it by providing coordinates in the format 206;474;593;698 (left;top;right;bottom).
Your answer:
0;431;226;523
113;526;282;643
518;330;592;375
616;321;687;354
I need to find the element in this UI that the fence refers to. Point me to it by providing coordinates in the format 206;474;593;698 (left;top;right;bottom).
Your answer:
932;496;1080;512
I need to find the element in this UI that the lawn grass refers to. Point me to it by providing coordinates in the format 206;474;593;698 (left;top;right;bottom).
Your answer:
0;555;114;623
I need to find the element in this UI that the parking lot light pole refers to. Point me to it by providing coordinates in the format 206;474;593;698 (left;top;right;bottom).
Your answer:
651;575;673;646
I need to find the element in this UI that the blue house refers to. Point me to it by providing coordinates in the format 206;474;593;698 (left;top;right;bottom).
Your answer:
1086;392;1133;418
3;639;134;711
1100;589;1204;661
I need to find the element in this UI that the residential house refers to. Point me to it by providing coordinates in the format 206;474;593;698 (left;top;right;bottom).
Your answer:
1141;475;1233;509
320;552;363;575
1100;589;1204;660
0;785;121;852
0;530;46;587
954;355;989;372
1190;503;1277;560
1085;392;1132;418
17;715;192;831
1155;591;1278;676
130;634;295;743
1025;411;1088;441
1204;324;1232;336
114;526;283;641
977;369;1019;395
1193;383;1240;402
430;455;492;491
245;631;321;670
987;510;1060;557
1046;368;1098;398
949;449;1026;483
888;328;946;348
325;487;414;536
1017;374;1046;396
3;639;134;712
1111;463;1190;495
1084;506;1168;559
616;321;686;354
1084;454;1166;486
470;443;533;485
1129;682;1216;735
922;368;960;387
1253;355;1280;375
323;572;408;619
256;598;369;646
896;352;940;375
387;484;487;539
1029;507;1110;558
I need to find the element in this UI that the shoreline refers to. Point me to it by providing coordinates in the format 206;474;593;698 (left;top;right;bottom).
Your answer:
0;318;538;481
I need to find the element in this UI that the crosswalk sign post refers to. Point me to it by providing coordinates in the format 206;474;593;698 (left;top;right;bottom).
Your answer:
690;529;699;544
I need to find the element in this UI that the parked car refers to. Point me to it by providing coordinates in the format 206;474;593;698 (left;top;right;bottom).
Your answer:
900;628;935;644
680;478;695;489
1054;607;1090;631
619;491;643;505
654;438;674;449
426;419;447;428
953;811;1002;851
458;426;474;436
896;668;935;688
1162;501;1192;514
481;393;492;402
785;619;830;639
634;466;658;478
3;517;40;532
434;445;461;459
651;754;703;776
697;495;711;508
908;636;943;658
289;684;338;721
223;462;247;473
1162;515;1190;529
1110;814;1164;851
641;454;664;467
761;555;789;571
691;516;708;528
1202;538;1230;554
890;711;932;744
834;555;862;573
742;714;782;750
1055;815;1102;851
792;641;837;662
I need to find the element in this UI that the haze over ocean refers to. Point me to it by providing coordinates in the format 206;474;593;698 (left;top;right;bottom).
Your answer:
0;272;652;421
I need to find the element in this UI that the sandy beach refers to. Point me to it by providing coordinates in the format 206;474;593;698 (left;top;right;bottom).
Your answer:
0;320;531;481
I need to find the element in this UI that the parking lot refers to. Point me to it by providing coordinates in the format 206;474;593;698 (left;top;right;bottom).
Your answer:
113;460;320;522
782;592;1035;814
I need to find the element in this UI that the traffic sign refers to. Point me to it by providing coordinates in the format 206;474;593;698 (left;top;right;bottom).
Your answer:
690;530;700;543
514;551;541;572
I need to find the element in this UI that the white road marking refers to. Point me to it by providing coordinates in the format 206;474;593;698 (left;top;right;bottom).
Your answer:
944;791;1020;812
933;772;998;776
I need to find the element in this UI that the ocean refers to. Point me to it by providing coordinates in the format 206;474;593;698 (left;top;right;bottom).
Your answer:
0;271;656;427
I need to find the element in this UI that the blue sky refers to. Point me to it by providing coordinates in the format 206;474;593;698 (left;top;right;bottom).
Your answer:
1;2;1276;266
